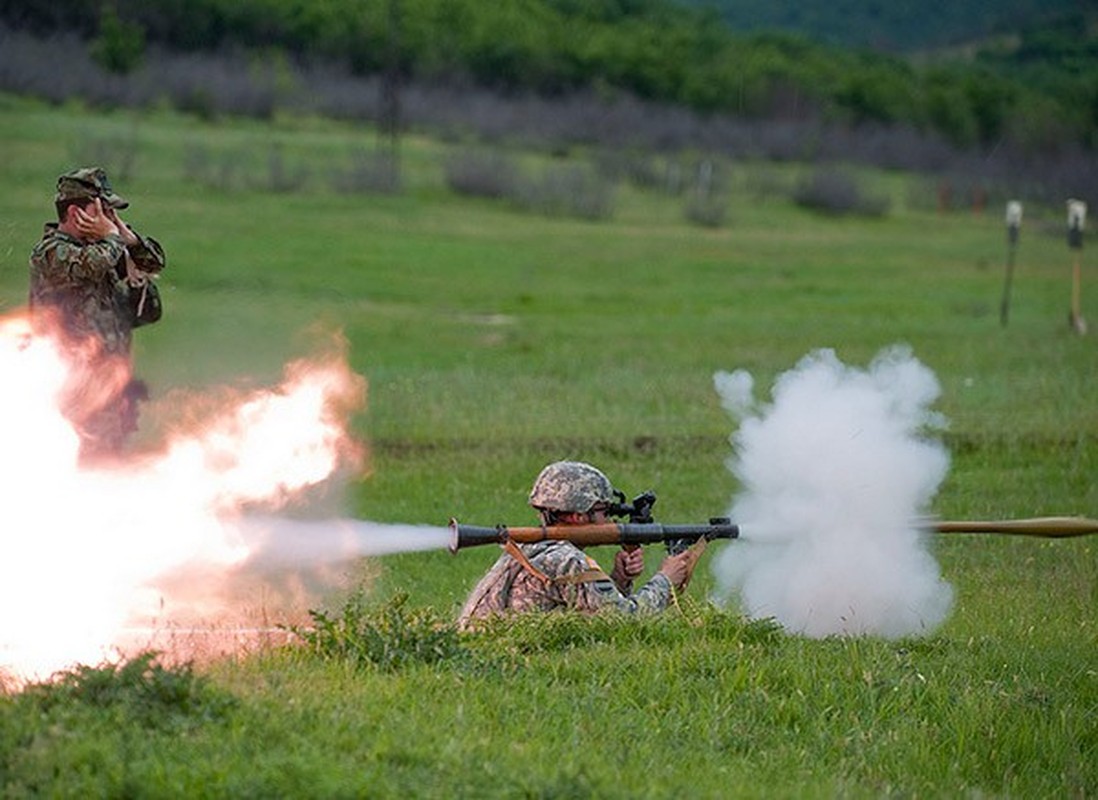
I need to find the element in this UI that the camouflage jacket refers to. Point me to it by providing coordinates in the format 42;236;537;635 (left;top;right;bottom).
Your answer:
457;541;673;629
29;224;165;356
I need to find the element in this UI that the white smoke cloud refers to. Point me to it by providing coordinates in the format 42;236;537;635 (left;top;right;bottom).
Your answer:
710;346;954;639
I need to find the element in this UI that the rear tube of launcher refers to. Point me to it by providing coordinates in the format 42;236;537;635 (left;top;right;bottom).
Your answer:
449;519;507;553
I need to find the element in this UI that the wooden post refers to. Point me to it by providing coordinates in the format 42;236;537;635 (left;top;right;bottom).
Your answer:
1067;200;1086;335
1000;201;1022;327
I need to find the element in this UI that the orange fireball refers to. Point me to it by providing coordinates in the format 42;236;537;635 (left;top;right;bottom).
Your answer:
0;311;367;683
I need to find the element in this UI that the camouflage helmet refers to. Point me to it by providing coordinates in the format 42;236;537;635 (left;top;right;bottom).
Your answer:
528;461;616;514
55;167;129;209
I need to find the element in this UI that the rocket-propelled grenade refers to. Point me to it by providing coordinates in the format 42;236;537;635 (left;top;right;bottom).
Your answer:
448;518;740;554
932;516;1098;538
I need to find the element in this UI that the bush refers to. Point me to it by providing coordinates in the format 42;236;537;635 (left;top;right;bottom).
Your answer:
595;150;678;192
18;652;237;730
793;168;890;217
445;151;614;221
330;147;402;195
68;125;141;183
684;192;729;228
511;164;615;221
286;592;465;672
256;143;309;193
443;149;519;199
182;143;243;191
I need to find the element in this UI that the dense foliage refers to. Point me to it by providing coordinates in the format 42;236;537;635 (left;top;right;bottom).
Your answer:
678;0;1082;52
1;0;1096;151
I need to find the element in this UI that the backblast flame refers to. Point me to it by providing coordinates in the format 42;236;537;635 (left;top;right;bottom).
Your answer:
0;311;366;684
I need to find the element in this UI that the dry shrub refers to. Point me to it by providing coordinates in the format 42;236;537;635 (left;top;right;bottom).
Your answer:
443;149;519;199
793;168;890;217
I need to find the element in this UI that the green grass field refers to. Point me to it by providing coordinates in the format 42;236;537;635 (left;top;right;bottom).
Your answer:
0;95;1094;797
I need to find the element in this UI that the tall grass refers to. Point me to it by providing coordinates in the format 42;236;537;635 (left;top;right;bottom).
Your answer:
0;98;1094;797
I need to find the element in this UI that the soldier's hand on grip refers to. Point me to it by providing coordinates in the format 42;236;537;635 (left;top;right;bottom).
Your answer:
610;544;644;593
657;538;706;592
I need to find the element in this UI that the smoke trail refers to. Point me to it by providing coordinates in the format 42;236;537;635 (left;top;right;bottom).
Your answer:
135;517;452;647
233;517;450;568
710;346;954;639
213;516;450;613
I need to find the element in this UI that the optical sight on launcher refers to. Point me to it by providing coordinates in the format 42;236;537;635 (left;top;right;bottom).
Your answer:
604;490;714;555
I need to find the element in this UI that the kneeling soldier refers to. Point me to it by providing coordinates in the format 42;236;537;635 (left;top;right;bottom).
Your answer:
457;461;704;629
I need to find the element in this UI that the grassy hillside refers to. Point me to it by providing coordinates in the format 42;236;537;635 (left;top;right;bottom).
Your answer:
0;98;1094;796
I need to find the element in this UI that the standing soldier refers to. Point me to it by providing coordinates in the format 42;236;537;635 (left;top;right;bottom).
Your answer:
457;461;705;629
29;167;166;461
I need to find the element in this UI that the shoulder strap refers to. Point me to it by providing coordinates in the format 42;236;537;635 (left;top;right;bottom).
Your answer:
503;540;610;586
503;539;552;583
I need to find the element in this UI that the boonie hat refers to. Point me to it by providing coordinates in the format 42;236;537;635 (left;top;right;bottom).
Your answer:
55;167;129;209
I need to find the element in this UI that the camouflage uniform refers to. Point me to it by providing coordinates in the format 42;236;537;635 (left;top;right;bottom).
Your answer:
29;167;165;457
457;541;673;629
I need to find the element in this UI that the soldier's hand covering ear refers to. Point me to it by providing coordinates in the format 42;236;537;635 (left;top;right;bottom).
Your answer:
74;199;119;241
104;206;138;245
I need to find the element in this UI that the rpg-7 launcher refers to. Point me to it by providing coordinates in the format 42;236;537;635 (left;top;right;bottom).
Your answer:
448;519;739;554
449;491;738;554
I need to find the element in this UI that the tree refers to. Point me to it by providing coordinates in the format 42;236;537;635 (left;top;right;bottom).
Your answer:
91;6;145;75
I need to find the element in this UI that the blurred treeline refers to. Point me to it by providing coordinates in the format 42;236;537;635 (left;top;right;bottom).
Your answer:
2;0;1096;153
682;0;1084;53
